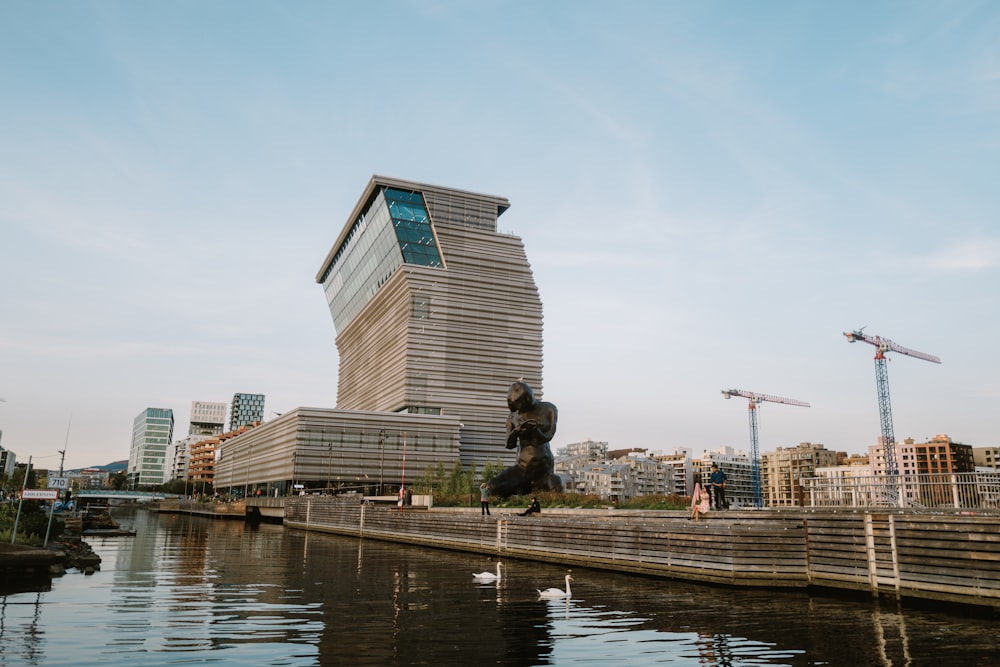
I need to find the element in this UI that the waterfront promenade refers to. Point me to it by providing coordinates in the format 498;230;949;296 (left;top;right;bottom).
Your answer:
151;495;1000;610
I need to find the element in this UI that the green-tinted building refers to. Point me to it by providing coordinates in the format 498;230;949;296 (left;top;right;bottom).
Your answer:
128;407;174;488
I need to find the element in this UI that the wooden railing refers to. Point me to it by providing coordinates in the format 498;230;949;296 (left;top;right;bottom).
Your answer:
282;496;1000;609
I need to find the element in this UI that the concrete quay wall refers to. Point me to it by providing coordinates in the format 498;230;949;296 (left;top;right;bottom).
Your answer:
283;495;1000;610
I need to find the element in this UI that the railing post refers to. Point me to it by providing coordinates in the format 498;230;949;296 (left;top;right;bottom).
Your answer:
864;513;879;597
888;514;901;597
951;474;960;509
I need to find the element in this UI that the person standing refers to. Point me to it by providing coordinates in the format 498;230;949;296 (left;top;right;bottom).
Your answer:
709;463;727;510
480;483;491;516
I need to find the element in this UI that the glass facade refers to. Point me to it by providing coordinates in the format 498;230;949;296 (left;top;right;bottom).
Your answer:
322;187;442;333
230;393;265;431
129;408;174;487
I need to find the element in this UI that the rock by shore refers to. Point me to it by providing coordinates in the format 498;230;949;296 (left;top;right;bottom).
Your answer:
0;537;102;579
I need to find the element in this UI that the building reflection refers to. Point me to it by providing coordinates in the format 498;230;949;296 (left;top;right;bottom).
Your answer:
1;511;992;667
286;533;555;665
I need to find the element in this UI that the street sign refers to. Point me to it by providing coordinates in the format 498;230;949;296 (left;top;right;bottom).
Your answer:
22;489;59;500
48;477;69;489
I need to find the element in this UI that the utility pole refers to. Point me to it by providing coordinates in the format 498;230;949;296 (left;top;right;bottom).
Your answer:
59;415;72;476
11;456;31;544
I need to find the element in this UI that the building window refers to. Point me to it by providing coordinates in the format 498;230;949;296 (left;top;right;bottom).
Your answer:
385;188;443;268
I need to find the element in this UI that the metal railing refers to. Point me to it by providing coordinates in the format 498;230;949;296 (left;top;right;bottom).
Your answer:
801;472;1000;510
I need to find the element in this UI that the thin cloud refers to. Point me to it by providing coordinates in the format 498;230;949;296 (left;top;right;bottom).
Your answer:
919;239;1000;272
0;334;206;361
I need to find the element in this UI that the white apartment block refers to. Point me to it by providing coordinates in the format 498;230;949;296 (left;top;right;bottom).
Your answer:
868;440;919;476
696;447;752;508
190;401;227;436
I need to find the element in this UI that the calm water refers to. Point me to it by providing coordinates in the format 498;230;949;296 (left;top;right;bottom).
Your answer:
0;508;997;666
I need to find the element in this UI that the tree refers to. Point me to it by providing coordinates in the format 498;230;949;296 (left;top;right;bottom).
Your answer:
109;471;128;490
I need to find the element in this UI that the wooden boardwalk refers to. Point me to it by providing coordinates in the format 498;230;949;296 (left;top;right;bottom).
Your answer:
278;496;1000;610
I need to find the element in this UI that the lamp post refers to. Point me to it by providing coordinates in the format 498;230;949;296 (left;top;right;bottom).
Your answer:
326;440;333;492
378;429;385;496
243;443;252;499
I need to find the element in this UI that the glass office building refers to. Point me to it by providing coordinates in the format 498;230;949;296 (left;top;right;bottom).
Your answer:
128;407;174;488
316;175;545;468
230;393;265;431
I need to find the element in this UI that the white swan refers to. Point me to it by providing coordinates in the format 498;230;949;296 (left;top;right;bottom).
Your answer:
473;562;503;581
538;574;573;598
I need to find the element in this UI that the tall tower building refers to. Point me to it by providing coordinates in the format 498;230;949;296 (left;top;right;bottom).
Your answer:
128;407;174;488
0;445;16;478
229;393;265;431
316;175;544;467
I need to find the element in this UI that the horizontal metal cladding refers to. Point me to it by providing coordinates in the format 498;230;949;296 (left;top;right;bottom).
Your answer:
334;250;542;468
327;177;544;473
213;408;460;491
214;417;300;489
430;230;543;387
335;272;411;413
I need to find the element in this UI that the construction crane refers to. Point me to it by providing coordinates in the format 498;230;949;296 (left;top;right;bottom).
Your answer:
721;389;810;508
843;329;941;483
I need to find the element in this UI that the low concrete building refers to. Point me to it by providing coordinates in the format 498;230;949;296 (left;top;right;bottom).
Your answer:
213;407;461;498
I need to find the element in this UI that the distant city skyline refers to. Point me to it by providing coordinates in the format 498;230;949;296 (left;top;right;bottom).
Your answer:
2;2;997;470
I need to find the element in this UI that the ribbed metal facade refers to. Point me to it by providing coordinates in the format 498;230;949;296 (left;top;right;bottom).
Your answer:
212;407;461;495
317;176;544;469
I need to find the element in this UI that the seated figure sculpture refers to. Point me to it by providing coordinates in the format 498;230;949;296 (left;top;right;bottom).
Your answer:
487;381;563;498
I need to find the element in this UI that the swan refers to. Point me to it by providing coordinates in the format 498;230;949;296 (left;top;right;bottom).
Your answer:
473;562;503;581
538;574;573;598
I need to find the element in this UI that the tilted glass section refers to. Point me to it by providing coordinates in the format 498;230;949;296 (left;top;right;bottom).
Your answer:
385;188;442;268
322;187;441;332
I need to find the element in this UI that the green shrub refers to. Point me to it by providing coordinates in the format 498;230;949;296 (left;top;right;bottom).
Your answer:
0;500;64;545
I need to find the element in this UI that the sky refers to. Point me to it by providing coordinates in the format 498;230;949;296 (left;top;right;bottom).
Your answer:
1;1;998;472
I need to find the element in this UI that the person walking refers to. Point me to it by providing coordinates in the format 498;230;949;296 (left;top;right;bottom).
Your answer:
480;483;491;516
709;463;728;510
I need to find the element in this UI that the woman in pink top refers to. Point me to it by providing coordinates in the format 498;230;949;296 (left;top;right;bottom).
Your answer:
690;482;710;522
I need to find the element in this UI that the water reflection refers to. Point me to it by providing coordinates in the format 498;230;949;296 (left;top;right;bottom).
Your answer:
0;509;997;666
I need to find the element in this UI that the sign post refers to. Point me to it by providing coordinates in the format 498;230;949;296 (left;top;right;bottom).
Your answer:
19;489;59;547
11;456;31;545
48;477;69;491
22;489;59;500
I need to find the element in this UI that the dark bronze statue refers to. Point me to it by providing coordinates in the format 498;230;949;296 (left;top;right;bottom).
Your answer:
487;381;563;498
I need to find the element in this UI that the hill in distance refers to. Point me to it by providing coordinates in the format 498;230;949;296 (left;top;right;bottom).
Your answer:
65;460;128;475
